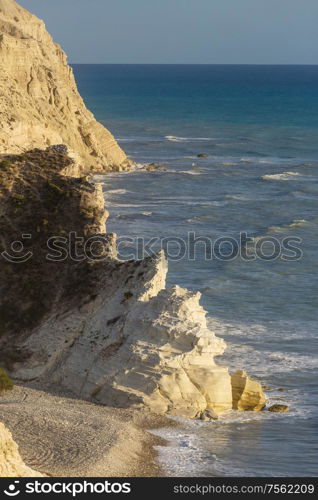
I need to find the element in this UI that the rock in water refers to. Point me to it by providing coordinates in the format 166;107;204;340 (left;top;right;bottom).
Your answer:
197;154;208;158
268;404;289;413
0;0;129;173
145;163;166;171
231;370;266;411
0;422;43;477
200;409;219;421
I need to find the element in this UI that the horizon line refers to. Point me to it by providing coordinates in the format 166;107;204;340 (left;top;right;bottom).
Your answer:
70;62;318;66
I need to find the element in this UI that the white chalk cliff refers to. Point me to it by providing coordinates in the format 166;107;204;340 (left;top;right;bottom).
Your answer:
0;147;265;417
0;0;265;419
0;422;43;477
0;0;129;173
12;248;265;417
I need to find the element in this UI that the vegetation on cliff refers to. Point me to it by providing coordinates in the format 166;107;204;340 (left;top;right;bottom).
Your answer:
0;368;13;394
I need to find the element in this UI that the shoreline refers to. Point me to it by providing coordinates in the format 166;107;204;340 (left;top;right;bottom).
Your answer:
0;383;173;477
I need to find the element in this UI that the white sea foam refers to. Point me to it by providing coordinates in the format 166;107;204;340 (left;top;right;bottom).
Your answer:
246;219;309;244
262;171;301;181
225;194;255;201
178;169;202;175
267;219;309;233
107;189;129;195
151;401;311;477
117;137;163;143
207;320;318;376
208;317;318;342
165;135;214;142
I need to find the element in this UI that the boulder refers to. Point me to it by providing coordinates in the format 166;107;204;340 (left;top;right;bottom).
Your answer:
231;370;266;411
268;404;289;413
145;163;166;171
199;409;219;421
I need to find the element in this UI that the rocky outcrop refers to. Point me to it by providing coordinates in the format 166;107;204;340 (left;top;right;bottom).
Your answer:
0;422;43;477
0;149;265;417
268;404;289;413
0;0;129;174
231;370;266;411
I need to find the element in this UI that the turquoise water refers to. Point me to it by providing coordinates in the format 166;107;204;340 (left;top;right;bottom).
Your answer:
73;65;318;476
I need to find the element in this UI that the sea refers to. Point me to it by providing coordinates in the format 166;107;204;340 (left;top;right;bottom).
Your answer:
73;64;318;477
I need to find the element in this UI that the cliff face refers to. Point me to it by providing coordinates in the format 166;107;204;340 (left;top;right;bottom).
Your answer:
0;422;43;477
0;0;265;418
0;149;265;417
0;0;129;173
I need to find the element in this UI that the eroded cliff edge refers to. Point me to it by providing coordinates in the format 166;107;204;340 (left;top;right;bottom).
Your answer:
0;0;129;173
0;422;43;477
0;149;265;417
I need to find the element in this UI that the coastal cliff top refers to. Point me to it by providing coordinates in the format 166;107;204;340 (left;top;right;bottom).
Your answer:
0;0;129;173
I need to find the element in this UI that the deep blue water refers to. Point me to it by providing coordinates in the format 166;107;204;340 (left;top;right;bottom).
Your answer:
73;64;318;477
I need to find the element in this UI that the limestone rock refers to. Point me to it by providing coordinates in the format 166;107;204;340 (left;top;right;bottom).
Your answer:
0;0;129;174
145;163;166;171
1;149;265;418
231;370;266;411
268;404;289;413
0;422;43;477
199;409;219;421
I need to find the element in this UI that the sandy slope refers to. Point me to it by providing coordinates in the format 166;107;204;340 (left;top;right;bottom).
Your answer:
0;385;167;477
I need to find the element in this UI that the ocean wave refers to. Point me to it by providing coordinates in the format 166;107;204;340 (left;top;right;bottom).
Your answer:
151;402;312;477
225;194;256;201
107;189;130;195
165;135;214;143
262;171;301;181
217;156;300;166
208;318;318;342
245;219;309;243
178;169;202;175
117;137;163;143
267;219;309;233
216;339;318;376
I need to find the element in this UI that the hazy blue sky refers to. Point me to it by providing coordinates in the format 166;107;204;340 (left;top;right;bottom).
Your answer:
19;0;317;64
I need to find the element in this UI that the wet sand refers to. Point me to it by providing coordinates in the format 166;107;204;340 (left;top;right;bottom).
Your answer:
0;384;171;477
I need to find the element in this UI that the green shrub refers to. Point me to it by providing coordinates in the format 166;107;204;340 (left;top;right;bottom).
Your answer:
12;193;25;201
0;368;14;394
48;182;65;195
0;160;12;170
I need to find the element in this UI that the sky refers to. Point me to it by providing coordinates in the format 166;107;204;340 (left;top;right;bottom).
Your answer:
18;0;318;64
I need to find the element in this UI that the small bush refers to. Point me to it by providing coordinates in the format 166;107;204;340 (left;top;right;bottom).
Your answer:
0;160;12;170
12;193;25;201
48;182;65;195
0;368;13;394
